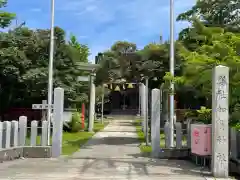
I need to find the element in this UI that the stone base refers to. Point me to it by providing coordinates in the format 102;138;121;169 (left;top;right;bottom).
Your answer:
155;148;190;159
23;146;52;158
142;148;190;159
0;147;23;162
0;146;52;162
189;154;240;177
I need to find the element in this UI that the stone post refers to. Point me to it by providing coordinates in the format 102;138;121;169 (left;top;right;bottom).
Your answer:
160;85;168;128
41;120;48;146
19;116;27;146
145;78;149;144
52;87;64;157
0;122;3;148
140;84;146;133
138;83;141;116
3;121;11;148
30;121;38;146
211;65;229;178
88;73;96;132
11;121;18;147
151;89;161;157
164;121;170;148
41;100;47;121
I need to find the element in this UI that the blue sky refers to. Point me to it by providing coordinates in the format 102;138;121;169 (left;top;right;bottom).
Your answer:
4;0;195;62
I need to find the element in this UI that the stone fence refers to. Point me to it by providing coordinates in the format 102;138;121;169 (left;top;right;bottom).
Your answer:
0;87;64;162
0;116;51;162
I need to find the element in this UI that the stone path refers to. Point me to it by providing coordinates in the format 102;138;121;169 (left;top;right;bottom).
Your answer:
0;119;213;179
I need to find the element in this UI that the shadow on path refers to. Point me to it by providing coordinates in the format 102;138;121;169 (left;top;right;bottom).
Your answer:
67;156;208;179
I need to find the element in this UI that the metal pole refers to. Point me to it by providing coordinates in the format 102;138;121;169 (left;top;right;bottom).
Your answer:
145;78;149;145
101;84;104;124
47;0;55;146
169;0;175;147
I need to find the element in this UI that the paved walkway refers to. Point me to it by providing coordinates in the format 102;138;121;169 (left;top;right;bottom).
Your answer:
0;119;213;179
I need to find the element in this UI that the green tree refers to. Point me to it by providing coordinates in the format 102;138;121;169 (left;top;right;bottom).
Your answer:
0;26;89;116
69;34;89;63
177;0;240;51
176;20;240;116
177;0;239;30
0;0;15;28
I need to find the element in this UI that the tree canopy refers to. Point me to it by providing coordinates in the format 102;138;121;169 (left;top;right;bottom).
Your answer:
0;2;90;116
1;0;240;126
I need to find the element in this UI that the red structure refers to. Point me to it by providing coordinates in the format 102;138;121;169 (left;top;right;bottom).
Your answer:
2;108;41;121
81;103;85;129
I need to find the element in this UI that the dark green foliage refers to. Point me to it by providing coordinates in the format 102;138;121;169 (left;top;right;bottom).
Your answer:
63;112;82;132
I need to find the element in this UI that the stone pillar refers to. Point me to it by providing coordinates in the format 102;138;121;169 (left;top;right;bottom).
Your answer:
30;120;38;146
211;65;229;178
0;122;3;149
145;78;149;143
19;116;27;146
151;89;161;157
41;100;47;121
11;121;18;147
161;88;168;127
140;84;146;132
3;121;11;148
88;74;96;132
52;87;64;157
138;83;141;116
41;120;48;146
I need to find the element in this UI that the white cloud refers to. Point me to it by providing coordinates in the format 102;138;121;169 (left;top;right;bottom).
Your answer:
57;0;196;62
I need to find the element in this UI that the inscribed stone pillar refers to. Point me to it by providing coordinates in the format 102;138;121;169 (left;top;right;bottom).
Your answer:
52;87;64;157
151;89;161;156
211;65;229;178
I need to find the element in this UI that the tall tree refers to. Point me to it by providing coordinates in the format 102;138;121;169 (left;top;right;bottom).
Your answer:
177;20;240;114
177;0;239;29
69;34;89;63
177;0;240;52
0;26;89;116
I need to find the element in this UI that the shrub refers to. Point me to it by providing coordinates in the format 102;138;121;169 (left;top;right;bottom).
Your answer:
196;106;212;124
63;112;82;132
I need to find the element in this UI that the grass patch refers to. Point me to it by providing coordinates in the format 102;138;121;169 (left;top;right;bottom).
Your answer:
134;119;187;153
26;121;109;155
62;121;109;155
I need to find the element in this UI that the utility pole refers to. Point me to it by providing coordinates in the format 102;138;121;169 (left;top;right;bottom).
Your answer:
47;0;55;145
169;0;175;147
